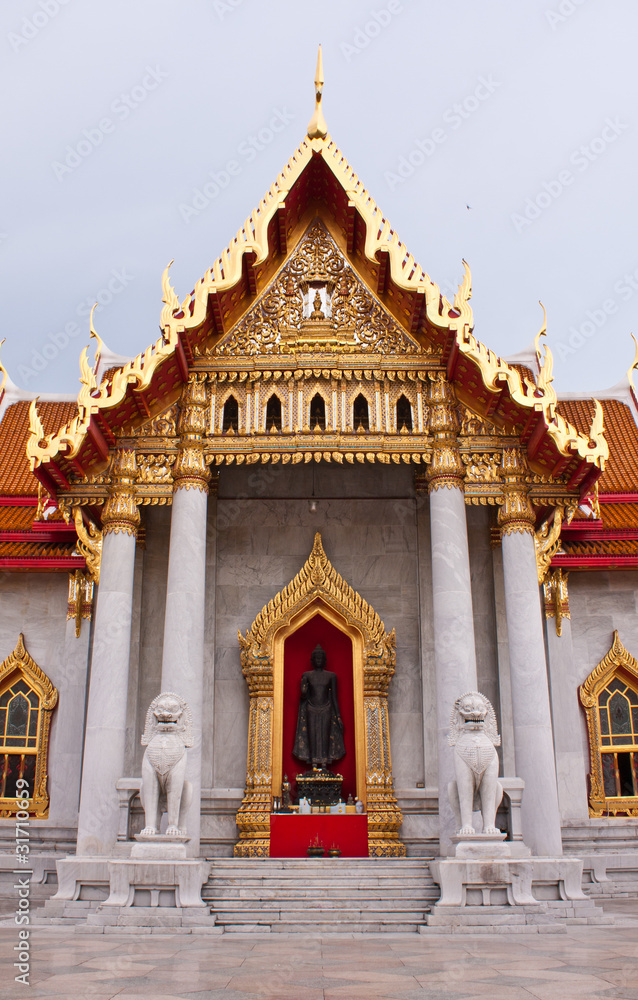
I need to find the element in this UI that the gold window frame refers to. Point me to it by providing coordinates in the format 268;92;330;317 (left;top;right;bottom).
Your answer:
234;532;405;858
0;634;58;819
580;630;638;817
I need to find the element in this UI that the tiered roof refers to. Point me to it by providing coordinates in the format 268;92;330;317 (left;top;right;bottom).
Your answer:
0;400;84;571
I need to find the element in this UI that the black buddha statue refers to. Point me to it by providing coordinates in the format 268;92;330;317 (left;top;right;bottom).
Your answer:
293;643;345;768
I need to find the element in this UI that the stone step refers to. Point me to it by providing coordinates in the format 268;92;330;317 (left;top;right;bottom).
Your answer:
224;921;424;934
210;898;430;913
215;908;428;925
205;879;439;900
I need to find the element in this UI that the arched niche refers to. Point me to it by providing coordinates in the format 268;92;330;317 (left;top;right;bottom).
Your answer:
580;631;638;817
235;533;404;858
0;634;58;819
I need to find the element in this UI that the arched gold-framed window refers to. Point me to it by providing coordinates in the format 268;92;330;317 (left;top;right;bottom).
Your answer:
580;631;638;817
0;635;57;819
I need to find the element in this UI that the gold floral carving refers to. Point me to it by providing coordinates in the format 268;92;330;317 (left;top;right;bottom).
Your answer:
67;570;94;638
102;449;140;536
234;533;405;858
0;635;58;819
426;372;464;492
498;448;536;536
214;221;423;357
173;376;210;492
543;568;570;637
580;632;638;817
132;404;178;439
73;507;102;584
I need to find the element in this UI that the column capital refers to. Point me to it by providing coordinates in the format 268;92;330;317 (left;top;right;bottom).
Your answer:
426;372;464;493
497;448;535;536
102;448;140;537
174;375;210;493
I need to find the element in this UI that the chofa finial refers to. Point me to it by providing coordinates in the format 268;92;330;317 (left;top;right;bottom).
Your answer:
307;44;328;140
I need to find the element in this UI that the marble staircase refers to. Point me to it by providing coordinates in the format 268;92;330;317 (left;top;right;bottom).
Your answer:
203;857;438;933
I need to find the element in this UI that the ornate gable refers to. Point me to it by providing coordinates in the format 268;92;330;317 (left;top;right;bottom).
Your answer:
211;221;425;359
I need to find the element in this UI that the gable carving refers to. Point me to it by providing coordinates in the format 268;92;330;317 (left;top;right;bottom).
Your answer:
213;221;428;358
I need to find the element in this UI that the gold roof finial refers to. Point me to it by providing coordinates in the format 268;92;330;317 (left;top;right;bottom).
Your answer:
307;44;327;140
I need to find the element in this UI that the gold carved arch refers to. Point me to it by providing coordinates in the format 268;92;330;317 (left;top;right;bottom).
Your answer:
234;532;405;857
580;631;638;816
0;635;58;818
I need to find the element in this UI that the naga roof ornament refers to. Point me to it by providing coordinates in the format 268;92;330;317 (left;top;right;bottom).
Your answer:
25;51;608;494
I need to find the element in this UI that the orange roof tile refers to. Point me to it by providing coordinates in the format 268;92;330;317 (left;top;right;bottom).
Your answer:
0;541;77;558
600;503;638;530
0;506;36;530
0;400;77;496
557;399;638;494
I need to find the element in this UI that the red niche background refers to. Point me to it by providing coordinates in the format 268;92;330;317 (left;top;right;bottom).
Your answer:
282;613;356;801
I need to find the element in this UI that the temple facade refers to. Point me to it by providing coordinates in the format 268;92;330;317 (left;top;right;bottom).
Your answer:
1;56;638;917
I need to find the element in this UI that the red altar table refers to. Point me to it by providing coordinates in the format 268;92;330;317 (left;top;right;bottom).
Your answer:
269;814;369;858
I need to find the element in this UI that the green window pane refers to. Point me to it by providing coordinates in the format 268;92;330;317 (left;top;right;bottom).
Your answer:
600;708;610;735
7;694;29;737
609;692;632;735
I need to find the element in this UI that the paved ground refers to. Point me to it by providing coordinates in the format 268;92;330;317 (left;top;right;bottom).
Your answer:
1;901;637;999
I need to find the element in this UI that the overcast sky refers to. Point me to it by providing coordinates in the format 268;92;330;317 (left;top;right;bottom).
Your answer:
3;0;638;399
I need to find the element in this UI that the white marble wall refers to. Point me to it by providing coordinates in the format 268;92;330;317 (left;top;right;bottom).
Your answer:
213;463;424;793
547;569;638;822
0;573;89;836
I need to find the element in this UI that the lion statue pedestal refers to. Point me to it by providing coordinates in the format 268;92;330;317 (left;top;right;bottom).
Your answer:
425;691;605;932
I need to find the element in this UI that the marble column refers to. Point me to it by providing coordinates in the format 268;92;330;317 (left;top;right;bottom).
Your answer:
498;450;563;856
426;374;478;856
47;577;92;828
76;450;140;856
544;588;590;822
160;375;210;857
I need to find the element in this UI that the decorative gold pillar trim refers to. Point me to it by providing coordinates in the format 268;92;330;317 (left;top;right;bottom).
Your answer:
580;631;638;817
543;568;570;636
173;375;210;493
426;372;464;493
102;448;140;537
235;533;405;858
73;507;102;584
67;570;95;638
497;448;535;536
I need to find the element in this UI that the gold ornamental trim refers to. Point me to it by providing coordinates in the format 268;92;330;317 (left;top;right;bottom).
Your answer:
580;632;638;817
0;635;58;819
235;533;405;858
26;118;608;476
102;449;140;537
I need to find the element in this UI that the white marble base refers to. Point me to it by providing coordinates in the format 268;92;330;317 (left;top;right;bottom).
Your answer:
451;833;523;859
429;856;602;913
132;834;190;860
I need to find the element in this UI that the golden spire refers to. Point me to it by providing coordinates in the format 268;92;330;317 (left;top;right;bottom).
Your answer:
307;44;327;139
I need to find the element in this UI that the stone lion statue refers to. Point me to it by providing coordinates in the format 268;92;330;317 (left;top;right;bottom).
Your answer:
448;691;503;836
140;692;193;837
